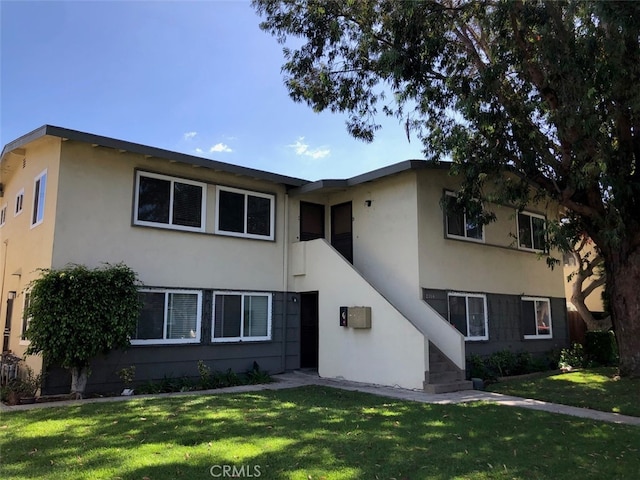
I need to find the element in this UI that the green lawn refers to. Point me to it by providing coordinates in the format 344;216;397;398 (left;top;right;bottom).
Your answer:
1;385;639;480
487;367;640;417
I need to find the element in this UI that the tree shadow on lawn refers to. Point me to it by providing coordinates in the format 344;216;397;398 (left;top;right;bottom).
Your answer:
488;368;640;416
2;386;639;480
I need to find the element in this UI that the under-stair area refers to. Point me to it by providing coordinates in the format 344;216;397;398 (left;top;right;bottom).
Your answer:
424;342;472;394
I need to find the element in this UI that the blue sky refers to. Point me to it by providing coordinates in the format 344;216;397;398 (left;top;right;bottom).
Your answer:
1;0;424;181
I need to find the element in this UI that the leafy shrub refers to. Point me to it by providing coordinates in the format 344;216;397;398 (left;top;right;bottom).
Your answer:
585;330;618;366
245;362;272;385
559;343;588;369
135;361;271;395
488;350;518;377
467;349;557;380
467;354;489;379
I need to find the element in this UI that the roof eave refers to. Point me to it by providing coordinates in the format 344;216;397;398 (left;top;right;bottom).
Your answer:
1;125;309;188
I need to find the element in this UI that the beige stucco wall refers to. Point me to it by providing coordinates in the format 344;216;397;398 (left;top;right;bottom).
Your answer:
291;240;428;389
52;141;288;291
288;171;466;370
417;170;566;298
0;136;62;373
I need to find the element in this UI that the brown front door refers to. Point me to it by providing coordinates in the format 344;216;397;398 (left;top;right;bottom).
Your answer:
299;292;319;369
300;201;325;241
331;202;353;263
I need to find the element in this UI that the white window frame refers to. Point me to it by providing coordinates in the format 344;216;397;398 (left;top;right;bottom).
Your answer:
131;289;203;345
447;292;489;341
133;171;207;233
31;169;47;228
517;211;546;252
212;291;273;343
444;191;485;243
522;296;553;340
215;186;275;240
15;188;24;217
0;204;6;227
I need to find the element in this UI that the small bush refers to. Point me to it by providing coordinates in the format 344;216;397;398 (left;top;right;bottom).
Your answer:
467;349;557;380
488;350;518;377
467;354;490;379
245;361;272;385
585;330;618;366
559;343;588;369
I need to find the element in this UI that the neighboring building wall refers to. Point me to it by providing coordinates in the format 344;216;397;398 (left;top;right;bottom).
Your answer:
0;136;62;374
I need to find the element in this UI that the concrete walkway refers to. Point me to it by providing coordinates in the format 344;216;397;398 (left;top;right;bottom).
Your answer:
2;370;639;426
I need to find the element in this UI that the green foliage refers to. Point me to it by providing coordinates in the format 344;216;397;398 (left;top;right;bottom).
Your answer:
3;386;640;480
25;264;141;372
254;1;640;247
559;343;589;369
468;349;555;380
117;365;136;388
2;364;45;404
585;330;618;366
245;361;273;385
255;0;640;376
136;361;271;394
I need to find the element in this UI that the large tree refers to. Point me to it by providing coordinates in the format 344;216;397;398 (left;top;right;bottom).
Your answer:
25;264;141;397
254;0;640;376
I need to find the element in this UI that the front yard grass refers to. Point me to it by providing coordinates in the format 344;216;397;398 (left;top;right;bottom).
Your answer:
2;385;639;480
486;367;640;417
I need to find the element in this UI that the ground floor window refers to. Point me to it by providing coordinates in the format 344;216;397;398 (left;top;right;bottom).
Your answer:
522;297;552;339
212;292;272;342
448;293;488;341
132;290;202;344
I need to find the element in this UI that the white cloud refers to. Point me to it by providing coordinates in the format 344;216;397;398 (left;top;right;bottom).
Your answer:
288;137;330;159
194;147;204;154
183;131;197;140
210;143;233;153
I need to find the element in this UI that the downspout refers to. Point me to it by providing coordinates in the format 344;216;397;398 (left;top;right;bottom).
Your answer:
281;192;289;373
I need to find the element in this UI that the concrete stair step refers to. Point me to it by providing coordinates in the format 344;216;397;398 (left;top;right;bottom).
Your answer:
428;371;462;384
423;380;473;394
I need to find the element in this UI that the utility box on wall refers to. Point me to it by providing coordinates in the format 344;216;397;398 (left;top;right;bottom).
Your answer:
347;306;372;329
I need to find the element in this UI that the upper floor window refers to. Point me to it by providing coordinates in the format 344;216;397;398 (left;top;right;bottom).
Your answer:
132;289;202;345
517;211;546;252
444;192;484;242
0;204;6;227
212;292;272;342
215;186;275;240
448;292;488;341
31;170;47;227
134;171;206;233
14;189;24;217
522;297;552;339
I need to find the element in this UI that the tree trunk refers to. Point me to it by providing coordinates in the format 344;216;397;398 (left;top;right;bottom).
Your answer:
70;366;89;399
570;280;604;331
604;248;640;378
